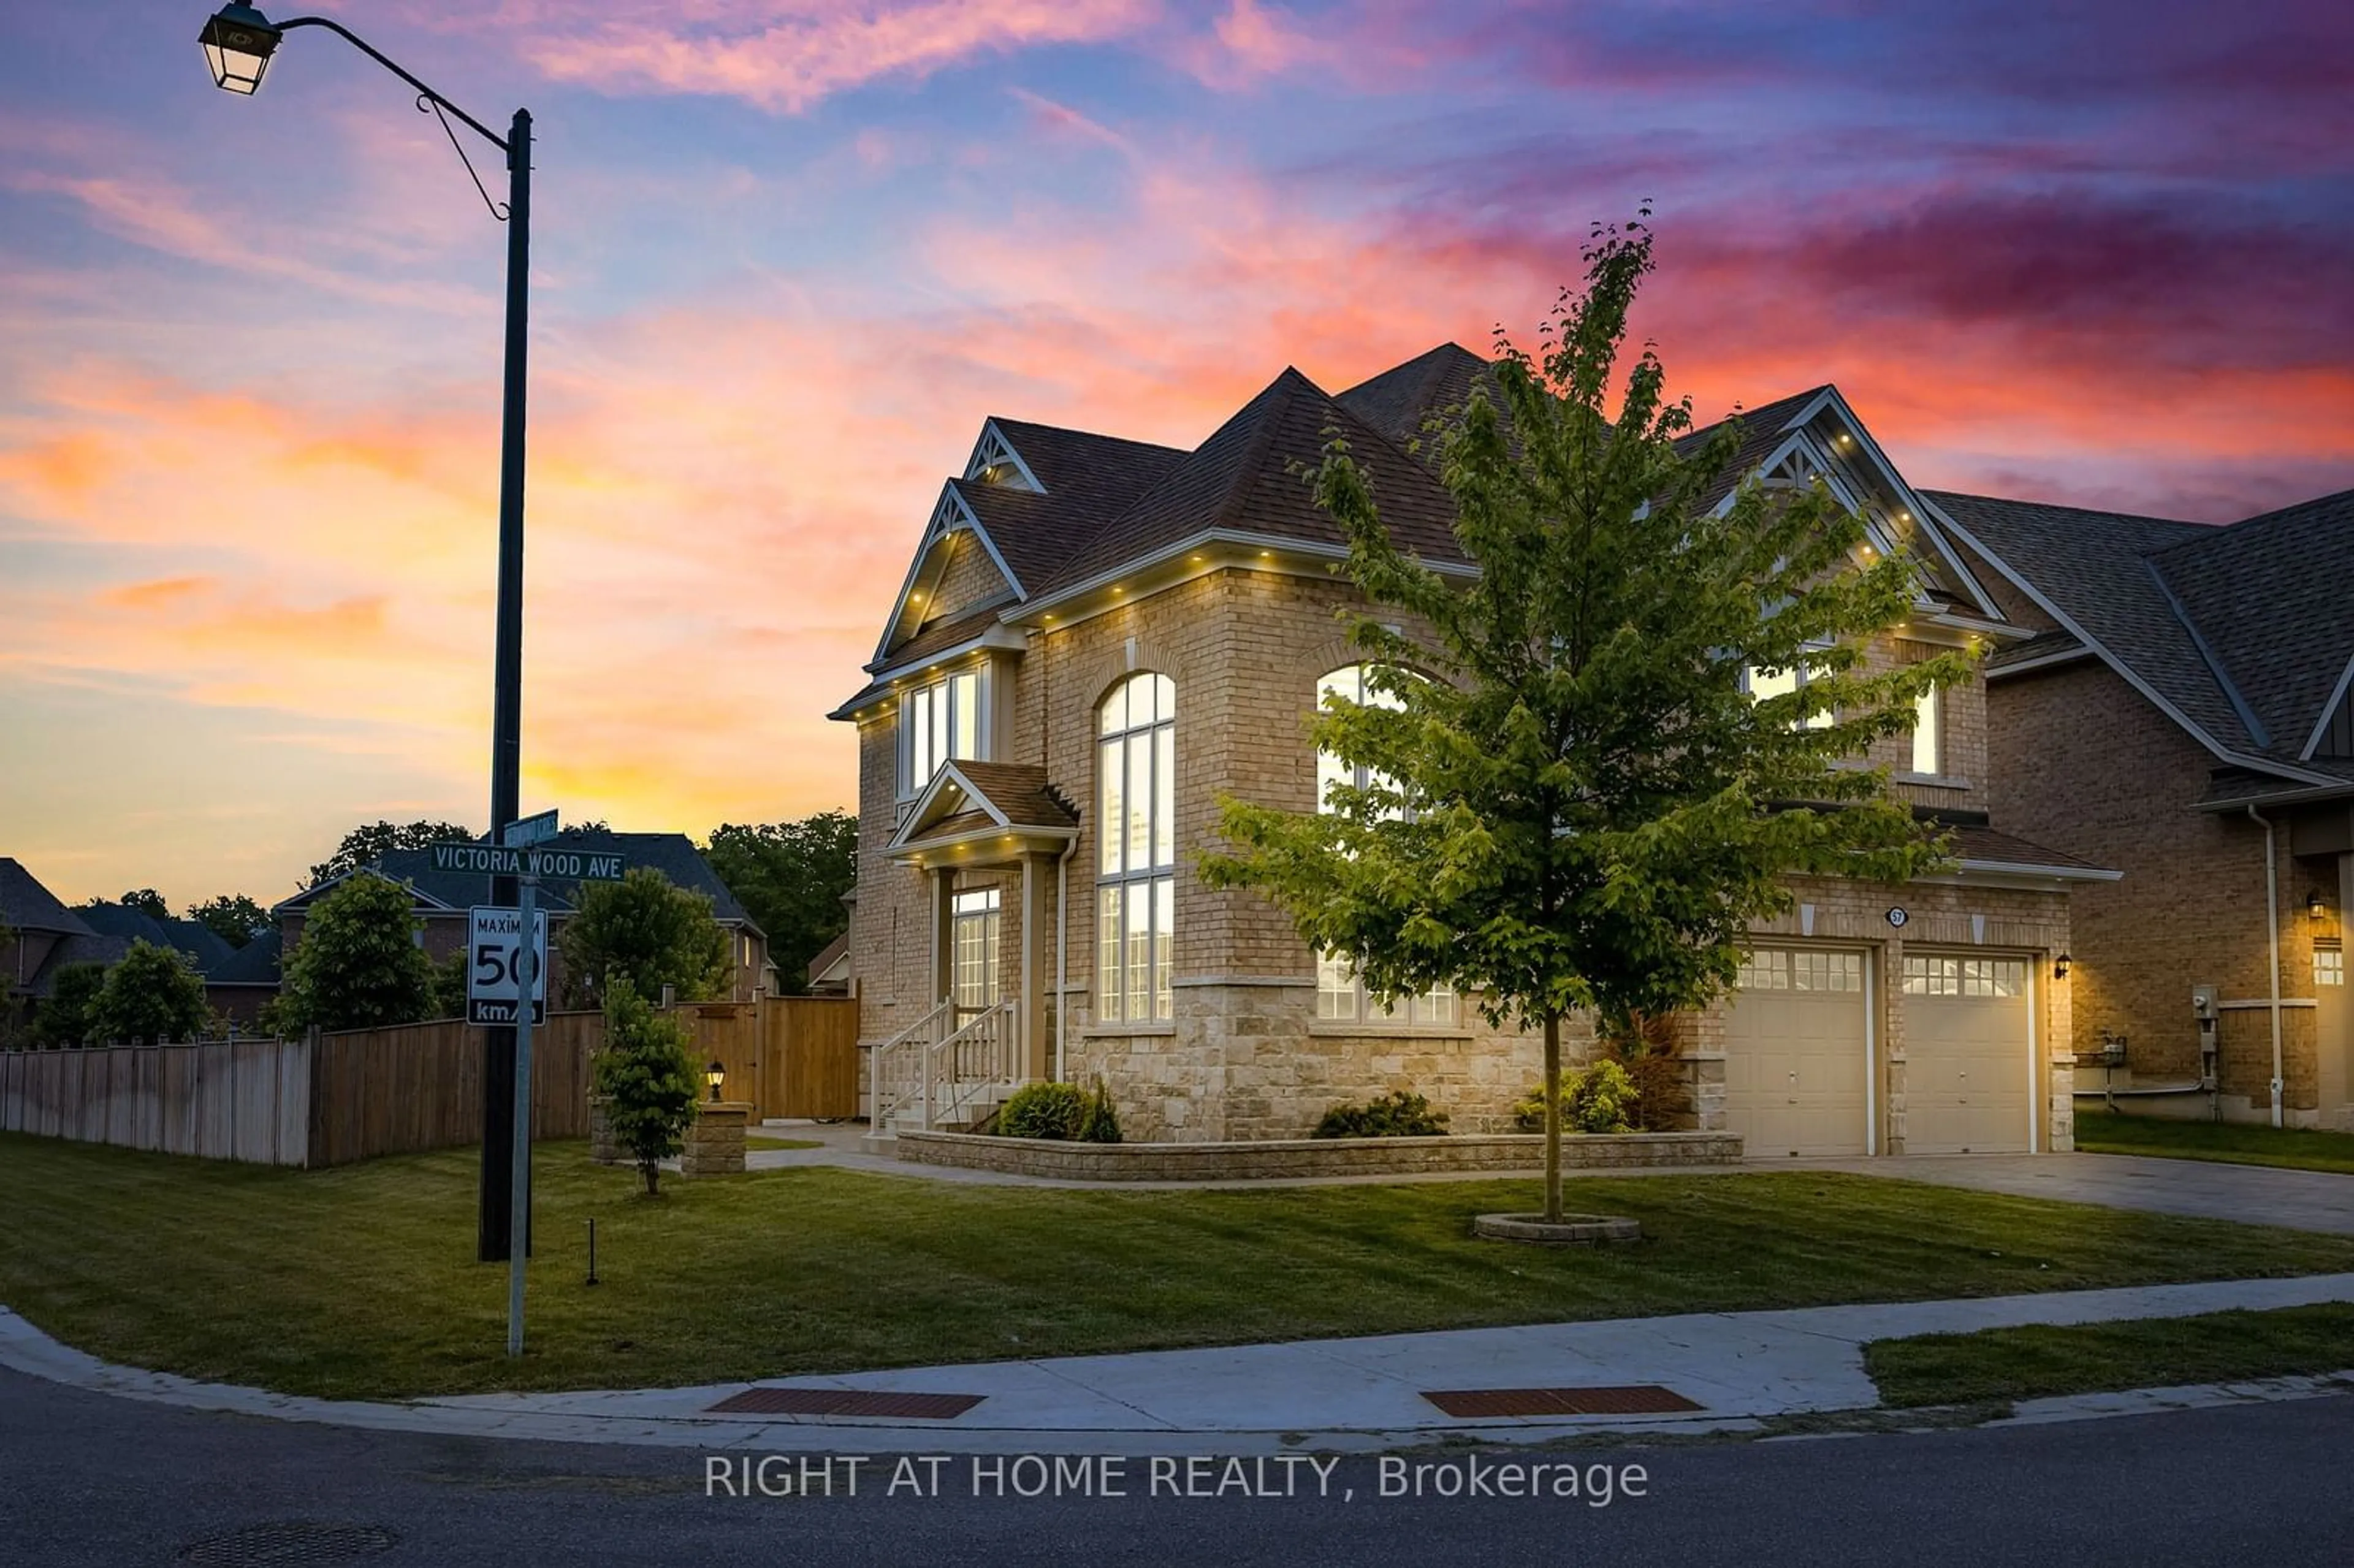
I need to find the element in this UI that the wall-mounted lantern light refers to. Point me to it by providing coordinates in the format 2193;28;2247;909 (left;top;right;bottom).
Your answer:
2053;952;2072;980
2307;891;2330;924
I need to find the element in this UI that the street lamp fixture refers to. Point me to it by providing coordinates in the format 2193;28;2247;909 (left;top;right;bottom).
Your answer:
707;1061;728;1103
199;2;281;94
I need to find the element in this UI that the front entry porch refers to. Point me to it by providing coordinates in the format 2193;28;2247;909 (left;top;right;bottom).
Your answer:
868;761;1076;1136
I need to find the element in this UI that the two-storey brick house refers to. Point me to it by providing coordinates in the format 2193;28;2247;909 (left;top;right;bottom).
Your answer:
1933;489;2354;1129
832;345;2114;1154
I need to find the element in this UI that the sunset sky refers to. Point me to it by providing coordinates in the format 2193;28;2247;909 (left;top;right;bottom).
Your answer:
4;0;2350;908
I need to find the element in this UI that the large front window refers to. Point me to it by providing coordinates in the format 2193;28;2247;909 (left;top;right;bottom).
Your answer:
1097;672;1175;1023
899;667;985;797
1910;683;1942;775
1314;663;1453;1027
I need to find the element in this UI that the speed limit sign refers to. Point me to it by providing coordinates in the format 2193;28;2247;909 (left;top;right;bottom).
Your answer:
468;905;549;1025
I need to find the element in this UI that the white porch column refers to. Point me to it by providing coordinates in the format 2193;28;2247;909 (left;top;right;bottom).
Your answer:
929;867;954;1010
1021;851;1049;1081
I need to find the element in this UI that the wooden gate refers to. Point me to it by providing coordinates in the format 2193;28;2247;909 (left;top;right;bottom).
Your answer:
761;997;859;1118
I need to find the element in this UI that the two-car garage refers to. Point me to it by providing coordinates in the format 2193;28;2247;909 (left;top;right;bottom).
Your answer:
1722;946;2038;1157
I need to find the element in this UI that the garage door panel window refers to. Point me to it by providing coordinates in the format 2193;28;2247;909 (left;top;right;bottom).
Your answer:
1737;950;1862;992
1902;956;2027;998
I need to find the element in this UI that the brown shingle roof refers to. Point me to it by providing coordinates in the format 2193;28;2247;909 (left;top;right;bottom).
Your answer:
947;761;1080;828
1040;367;1465;593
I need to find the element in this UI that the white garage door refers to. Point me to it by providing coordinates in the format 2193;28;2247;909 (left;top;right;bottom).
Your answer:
1723;948;1870;1159
1902;954;2033;1155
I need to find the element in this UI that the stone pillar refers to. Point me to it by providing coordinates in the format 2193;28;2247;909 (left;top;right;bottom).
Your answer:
682;1102;749;1178
588;1095;619;1165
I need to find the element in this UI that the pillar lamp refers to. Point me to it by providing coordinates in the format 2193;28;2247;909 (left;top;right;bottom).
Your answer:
706;1060;726;1103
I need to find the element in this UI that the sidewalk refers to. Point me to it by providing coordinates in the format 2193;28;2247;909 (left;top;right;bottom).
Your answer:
7;1273;2353;1455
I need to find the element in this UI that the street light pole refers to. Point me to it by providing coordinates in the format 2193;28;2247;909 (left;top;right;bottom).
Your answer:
196;5;534;1263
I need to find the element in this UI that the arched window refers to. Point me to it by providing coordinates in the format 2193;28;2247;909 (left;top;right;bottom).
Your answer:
1314;664;1455;1026
1097;672;1176;1022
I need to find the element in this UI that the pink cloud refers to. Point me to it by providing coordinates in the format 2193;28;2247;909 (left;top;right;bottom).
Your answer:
524;0;1157;112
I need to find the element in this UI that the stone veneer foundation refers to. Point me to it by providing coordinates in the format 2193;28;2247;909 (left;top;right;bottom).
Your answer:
893;1127;1741;1181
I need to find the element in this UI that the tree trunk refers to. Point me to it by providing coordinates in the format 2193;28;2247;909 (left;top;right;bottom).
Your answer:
641;1157;661;1197
1542;1013;1563;1224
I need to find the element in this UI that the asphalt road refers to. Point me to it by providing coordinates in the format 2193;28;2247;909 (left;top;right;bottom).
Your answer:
3;1368;2348;1568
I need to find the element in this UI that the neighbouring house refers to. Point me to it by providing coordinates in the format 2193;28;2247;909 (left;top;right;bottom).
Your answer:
269;829;777;1005
806;932;852;996
1;859;121;1032
73;900;276;1029
1934;490;2354;1130
830;344;2118;1154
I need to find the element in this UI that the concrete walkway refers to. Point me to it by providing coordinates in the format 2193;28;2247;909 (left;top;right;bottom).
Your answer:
1787;1153;2354;1237
7;1274;2353;1456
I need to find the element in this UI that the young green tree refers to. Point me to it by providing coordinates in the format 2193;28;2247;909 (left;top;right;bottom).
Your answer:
30;962;109;1048
557;867;730;1009
1202;216;1965;1224
425;948;470;1021
275;872;435;1032
305;820;473;889
89;941;212;1043
593;975;704;1195
702;813;856;992
186;894;269;948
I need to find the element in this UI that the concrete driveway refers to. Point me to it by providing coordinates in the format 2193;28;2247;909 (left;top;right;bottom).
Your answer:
1796;1152;2354;1236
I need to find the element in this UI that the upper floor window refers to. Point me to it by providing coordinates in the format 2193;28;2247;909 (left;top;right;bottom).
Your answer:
1316;664;1406;816
1097;673;1176;1023
899;667;985;798
1910;684;1942;775
1313;663;1454;1027
1743;641;1832;730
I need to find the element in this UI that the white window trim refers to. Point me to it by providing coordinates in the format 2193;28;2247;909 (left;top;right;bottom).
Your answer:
896;665;991;801
1742;639;1836;730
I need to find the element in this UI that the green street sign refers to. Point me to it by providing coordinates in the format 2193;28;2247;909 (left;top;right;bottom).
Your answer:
430;842;627;881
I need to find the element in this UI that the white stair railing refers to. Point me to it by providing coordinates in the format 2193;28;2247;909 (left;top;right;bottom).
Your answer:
867;997;953;1133
925;1001;1018;1130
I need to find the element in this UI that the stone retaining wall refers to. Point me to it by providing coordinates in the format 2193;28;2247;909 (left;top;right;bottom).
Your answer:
892;1128;1742;1181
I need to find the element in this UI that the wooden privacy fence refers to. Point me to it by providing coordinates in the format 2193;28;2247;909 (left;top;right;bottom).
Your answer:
0;994;860;1166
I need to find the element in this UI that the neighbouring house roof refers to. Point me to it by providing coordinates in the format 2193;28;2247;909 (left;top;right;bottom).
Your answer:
1929;485;2354;802
806;932;849;988
74;902;237;974
272;831;760;931
0;859;93;937
207;926;282;988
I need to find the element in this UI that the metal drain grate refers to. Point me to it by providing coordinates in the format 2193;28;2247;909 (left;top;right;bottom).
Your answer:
1422;1385;1705;1418
706;1387;985;1420
178;1523;400;1567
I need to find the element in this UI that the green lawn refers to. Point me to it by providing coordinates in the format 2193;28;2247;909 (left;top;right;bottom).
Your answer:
1867;1303;2354;1407
2075;1109;2354;1176
6;1131;2354;1401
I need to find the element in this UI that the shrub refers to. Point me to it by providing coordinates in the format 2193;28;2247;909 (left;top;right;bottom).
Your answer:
1313;1089;1450;1139
1076;1078;1123;1144
1514;1058;1642;1135
996;1079;1124;1142
275;872;435;1032
90;941;211;1044
29;962;108;1048
592;975;703;1195
558;867;729;1009
997;1081;1087;1140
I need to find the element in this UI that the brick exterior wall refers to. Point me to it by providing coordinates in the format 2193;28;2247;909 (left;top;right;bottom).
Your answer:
1987;657;2337;1124
847;558;2079;1147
